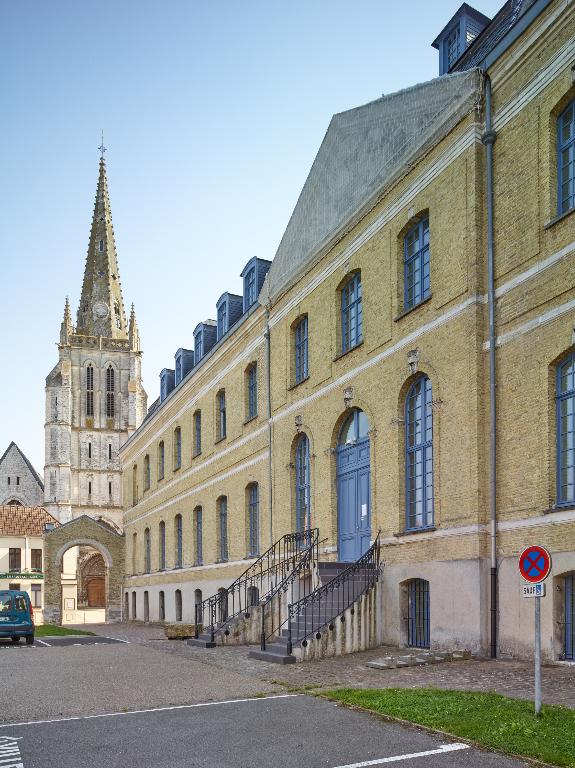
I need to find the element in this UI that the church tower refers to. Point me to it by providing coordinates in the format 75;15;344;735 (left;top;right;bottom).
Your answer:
44;154;147;526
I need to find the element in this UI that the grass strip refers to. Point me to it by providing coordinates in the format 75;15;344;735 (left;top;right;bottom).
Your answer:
322;688;575;767
36;624;95;636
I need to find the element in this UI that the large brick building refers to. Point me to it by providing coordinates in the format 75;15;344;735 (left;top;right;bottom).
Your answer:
120;0;575;661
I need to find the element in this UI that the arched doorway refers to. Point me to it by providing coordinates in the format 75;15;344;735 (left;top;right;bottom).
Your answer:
336;408;371;561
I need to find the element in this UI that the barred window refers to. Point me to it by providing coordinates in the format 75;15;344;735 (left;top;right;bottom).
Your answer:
86;365;94;417
106;365;115;418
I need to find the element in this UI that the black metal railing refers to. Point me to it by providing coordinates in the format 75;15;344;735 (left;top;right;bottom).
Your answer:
194;528;318;643
270;533;381;655
260;532;321;651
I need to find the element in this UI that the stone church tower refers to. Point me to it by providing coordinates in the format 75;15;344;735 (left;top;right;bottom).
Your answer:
44;156;147;527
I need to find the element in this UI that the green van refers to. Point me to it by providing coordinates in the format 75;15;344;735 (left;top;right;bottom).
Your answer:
0;590;35;645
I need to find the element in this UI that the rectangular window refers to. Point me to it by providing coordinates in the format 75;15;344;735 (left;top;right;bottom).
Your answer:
86;366;94;417
295;316;309;384
108;481;113;498
108;443;112;461
9;548;21;572
341;273;363;352
174;428;181;470
446;25;460;69
194;412;202;456
88;481;92;498
559;101;575;215
404;218;430;311
248;365;258;420
31;549;42;572
88;442;92;459
16;476;19;485
31;584;41;608
219;497;228;562
175;515;183;568
218;391;226;440
158;442;165;480
195;508;203;565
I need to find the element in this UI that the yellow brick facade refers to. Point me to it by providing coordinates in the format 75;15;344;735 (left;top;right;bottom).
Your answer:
120;0;575;660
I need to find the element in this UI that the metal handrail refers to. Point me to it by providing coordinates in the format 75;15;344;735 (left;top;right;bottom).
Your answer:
194;528;318;643
284;533;381;655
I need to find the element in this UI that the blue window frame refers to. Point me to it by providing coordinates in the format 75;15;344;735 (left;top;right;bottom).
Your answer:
558;101;575;215
159;521;166;570
219;497;228;562
194;411;201;456
158;441;165;480
341;273;363;353
195;330;203;360
245;268;256;309
248;483;259;557
405;375;434;530
217;301;227;339
175;514;183;567
404;217;430;310
173;427;181;470
218;390;226;440
144;528;151;573
175;355;182;386
445;26;461;70
295;316;309;384
194;507;203;565
557;354;575;505
248;364;258;420
295;434;311;532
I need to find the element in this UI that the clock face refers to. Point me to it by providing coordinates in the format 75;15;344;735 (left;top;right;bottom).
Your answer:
93;301;109;320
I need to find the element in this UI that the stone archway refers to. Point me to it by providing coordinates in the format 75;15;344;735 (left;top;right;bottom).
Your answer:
44;516;125;625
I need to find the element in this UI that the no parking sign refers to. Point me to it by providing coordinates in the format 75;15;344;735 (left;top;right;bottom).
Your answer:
519;546;552;584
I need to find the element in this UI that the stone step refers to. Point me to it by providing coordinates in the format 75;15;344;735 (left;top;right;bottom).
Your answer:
247;647;296;664
186;636;217;648
366;648;471;670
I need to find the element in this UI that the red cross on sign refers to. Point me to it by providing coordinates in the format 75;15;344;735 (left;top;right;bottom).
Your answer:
519;546;552;584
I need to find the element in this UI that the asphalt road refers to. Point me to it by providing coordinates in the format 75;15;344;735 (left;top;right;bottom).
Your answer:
1;694;529;768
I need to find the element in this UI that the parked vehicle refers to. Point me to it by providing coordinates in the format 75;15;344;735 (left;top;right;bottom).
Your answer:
0;590;35;645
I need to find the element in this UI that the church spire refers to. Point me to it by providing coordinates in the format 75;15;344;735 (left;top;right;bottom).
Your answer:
75;155;128;340
60;296;73;345
129;303;141;352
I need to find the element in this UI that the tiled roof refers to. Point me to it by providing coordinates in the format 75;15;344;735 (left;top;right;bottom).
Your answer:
0;506;59;537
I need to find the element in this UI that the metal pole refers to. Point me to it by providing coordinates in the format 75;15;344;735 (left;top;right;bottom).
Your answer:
265;310;274;548
535;595;541;717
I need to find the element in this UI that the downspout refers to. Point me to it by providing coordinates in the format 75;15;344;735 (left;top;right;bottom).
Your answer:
265;308;273;546
481;73;498;659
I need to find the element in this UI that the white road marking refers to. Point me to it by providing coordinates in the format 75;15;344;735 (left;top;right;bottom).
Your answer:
0;693;303;729
332;743;470;768
34;639;50;647
0;734;25;767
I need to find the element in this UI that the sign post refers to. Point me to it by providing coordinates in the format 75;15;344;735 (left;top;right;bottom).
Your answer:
519;545;552;717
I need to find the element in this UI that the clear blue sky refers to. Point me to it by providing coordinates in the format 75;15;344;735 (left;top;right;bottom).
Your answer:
1;0;502;475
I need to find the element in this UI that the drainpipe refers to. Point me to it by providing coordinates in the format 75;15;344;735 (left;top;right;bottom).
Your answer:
265;309;273;546
481;73;498;659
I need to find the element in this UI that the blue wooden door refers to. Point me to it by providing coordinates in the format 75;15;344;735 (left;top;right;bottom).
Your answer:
336;410;371;562
566;574;574;661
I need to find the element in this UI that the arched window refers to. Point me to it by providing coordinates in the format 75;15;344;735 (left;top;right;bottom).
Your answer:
173;426;181;470
294;316;309;384
247;364;258;420
132;465;138;506
144;528;151;573
558;100;575;215
159;590;165;621
175;589;182;622
194;506;203;566
159;521;166;570
193;411;202;456
175;513;183;567
339;409;369;445
341;272;363;353
404;216;430;310
86;365;94;417
158;441;165;481
194;588;203;624
219;496;228;562
106;365;115;418
132;532;137;574
557;354;575;505
247;483;259;557
295;434;311;532
217;390;227;440
143;454;150;491
405;376;434;530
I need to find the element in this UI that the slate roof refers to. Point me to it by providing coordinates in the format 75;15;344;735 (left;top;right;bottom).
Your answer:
0;506;59;537
0;442;44;491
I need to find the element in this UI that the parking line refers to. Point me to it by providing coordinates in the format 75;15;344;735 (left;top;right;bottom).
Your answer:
0;693;303;729
34;639;50;647
332;743;470;767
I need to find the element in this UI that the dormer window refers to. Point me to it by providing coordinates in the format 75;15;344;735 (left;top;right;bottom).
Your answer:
446;26;461;69
175;355;182;386
195;330;203;360
217;301;227;340
431;4;490;75
245;268;256;309
160;369;175;402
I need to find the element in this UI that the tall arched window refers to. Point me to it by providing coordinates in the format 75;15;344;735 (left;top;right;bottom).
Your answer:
341;272;363;353
132;532;137;574
405;376;434;530
218;496;228;562
86;365;94;417
294;316;309;384
143;454;150;491
159;520;166;570
194;588;203;624
106;365;115;418
158;441;165;481
557;354;575;505
404;216;430;310
247;483;259;557
194;506;203;566
217;390;227;440
247;364;258;420
175;589;182;622
194;411;202;456
175;513;183;567
132;465;138;506
173;426;181;470
558;100;575;215
144;528;151;573
295;434;311;532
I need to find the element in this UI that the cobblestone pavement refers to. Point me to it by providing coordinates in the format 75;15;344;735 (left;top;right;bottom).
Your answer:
81;623;575;709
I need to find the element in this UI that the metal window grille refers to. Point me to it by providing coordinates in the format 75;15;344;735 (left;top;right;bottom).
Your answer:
175;514;183;567
159;521;166;570
341;273;363;352
566;574;574;661
404;217;430;310
407;579;430;648
106;366;115;418
217;302;227;339
559;101;575;215
158;441;165;480
218;391;226;439
195;508;203;565
248;364;258;419
194;412;202;455
219;497;228;561
174;427;181;469
405;376;434;530
295;434;311;532
86;365;94;417
295;316;309;383
248;484;260;556
557;355;575;504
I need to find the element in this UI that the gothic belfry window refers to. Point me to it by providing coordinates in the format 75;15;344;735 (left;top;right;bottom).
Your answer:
86;365;94;417
114;301;121;330
106;365;115;418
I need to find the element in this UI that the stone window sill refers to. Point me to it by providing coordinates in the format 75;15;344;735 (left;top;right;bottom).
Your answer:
244;415;258;426
288;376;310;391
215;436;227;445
544;207;575;230
394;294;432;322
334;340;364;363
543;503;575;514
393;526;437;538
